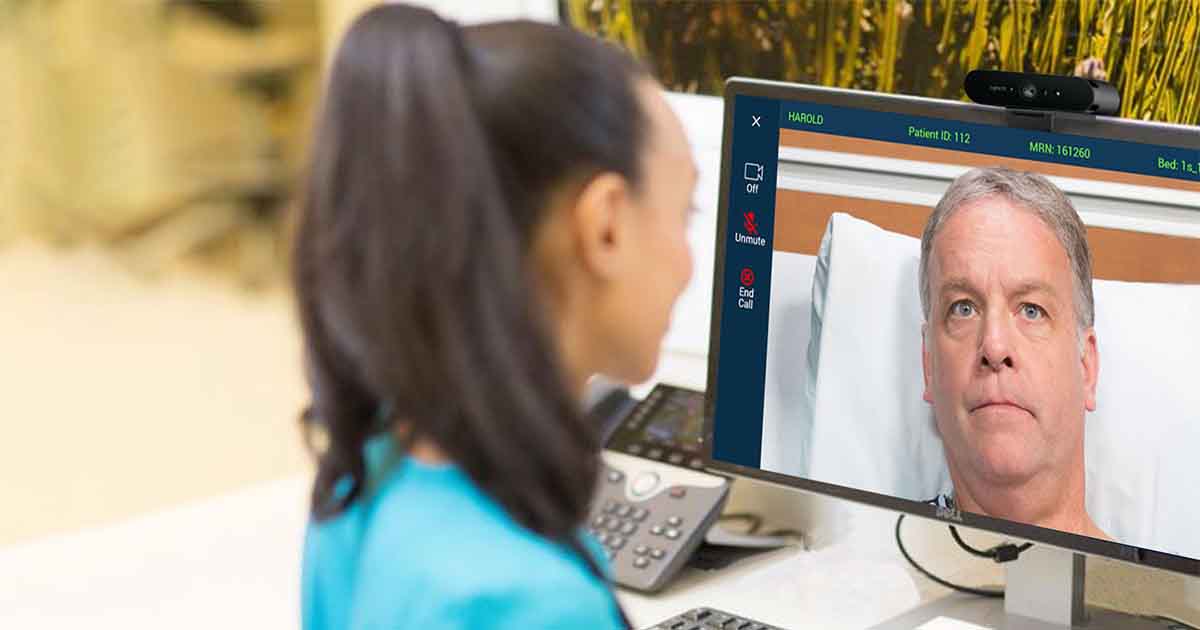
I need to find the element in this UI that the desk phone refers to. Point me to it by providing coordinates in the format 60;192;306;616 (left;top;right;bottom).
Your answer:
587;384;730;592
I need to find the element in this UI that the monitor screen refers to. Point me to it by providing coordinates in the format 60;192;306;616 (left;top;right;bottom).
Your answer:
704;79;1200;576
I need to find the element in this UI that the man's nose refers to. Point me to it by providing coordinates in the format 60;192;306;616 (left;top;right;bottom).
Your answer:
979;315;1015;371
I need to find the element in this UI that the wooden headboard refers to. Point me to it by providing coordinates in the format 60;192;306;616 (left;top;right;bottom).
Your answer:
773;190;1200;285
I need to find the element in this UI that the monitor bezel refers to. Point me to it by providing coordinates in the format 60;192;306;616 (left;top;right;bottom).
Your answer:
702;77;1200;578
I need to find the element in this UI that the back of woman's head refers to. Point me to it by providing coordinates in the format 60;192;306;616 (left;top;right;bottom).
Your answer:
293;3;650;548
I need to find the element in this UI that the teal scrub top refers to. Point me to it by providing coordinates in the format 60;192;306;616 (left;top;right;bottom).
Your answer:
301;437;625;630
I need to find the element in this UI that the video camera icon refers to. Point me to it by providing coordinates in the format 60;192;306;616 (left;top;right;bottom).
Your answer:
743;162;763;182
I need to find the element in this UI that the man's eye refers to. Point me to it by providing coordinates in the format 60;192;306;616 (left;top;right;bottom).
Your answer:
950;301;975;318
1021;303;1045;320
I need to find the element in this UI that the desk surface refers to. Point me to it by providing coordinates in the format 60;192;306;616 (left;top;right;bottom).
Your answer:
0;465;1010;630
617;503;941;629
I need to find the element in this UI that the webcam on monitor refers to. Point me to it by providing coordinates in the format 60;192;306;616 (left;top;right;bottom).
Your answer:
965;69;1120;115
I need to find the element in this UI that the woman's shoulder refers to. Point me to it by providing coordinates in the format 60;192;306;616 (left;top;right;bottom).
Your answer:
304;457;623;629
363;459;608;588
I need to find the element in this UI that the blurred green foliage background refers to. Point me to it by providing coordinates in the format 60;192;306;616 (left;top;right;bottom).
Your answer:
562;0;1200;126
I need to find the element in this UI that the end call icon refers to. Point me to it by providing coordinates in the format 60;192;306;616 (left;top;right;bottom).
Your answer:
740;267;755;287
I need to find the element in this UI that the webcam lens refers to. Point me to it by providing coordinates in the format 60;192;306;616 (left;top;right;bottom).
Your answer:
1020;83;1038;100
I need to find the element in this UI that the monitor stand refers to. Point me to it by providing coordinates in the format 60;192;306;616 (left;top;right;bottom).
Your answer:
868;545;1174;629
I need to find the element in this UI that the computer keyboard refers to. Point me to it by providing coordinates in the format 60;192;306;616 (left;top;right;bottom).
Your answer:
641;606;792;630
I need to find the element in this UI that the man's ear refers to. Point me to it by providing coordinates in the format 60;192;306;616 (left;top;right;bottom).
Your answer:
570;172;633;280
1081;327;1099;412
921;322;933;404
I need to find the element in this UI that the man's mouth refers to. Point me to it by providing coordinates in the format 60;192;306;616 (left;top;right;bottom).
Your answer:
970;400;1031;415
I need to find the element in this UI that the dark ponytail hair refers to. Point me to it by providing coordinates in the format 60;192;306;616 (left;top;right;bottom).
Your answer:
292;3;647;622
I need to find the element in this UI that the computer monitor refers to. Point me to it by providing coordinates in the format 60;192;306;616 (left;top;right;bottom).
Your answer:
704;78;1200;629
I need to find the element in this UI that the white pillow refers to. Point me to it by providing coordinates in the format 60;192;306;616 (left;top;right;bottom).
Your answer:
803;214;951;503
1085;278;1200;558
803;212;1200;559
759;253;817;476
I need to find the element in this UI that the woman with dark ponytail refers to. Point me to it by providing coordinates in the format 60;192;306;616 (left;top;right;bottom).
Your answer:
293;4;696;629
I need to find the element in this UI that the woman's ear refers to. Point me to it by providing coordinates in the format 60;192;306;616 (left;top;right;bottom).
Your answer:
570;172;634;280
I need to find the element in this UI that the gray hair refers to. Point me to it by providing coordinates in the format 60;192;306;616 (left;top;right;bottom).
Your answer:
918;167;1095;331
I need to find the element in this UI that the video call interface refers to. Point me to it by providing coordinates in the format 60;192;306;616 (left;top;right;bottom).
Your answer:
710;93;1200;560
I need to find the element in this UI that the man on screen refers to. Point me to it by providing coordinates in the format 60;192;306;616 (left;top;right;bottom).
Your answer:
919;167;1109;539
